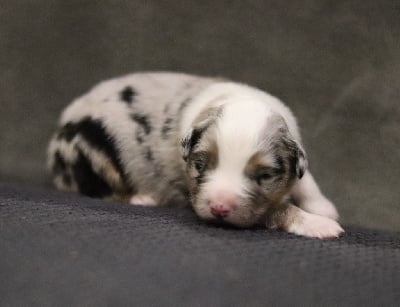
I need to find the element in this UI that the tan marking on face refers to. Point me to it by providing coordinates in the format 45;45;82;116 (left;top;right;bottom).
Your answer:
243;150;295;207
244;151;273;178
186;129;218;201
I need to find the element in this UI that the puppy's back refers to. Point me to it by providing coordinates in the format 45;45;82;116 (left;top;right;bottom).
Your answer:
47;72;216;202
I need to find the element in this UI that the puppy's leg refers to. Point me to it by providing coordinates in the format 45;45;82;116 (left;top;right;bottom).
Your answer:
129;194;157;206
291;171;339;220
267;202;344;239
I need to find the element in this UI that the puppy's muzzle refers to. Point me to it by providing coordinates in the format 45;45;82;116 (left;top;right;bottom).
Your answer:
208;192;237;219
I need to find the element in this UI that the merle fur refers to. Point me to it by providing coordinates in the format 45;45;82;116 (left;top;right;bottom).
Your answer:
72;149;113;198
131;114;152;135
181;127;204;161
120;86;136;104
162;117;173;138
53;151;67;174
56;117;126;181
145;147;154;161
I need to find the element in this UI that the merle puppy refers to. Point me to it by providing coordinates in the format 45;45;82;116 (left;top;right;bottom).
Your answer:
48;72;343;238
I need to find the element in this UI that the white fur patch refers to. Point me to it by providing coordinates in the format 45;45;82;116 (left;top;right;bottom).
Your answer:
292;172;340;221
129;194;157;206
300;197;339;221
288;210;344;239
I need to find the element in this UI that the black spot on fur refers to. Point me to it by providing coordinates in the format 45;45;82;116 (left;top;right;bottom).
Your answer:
52;151;67;174
120;86;136;104
56;117;126;181
57;123;79;142
296;150;306;179
189;128;203;150
72;149;112;198
145;147;154;161
162;118;173;138
135;132;144;144
131;114;152;135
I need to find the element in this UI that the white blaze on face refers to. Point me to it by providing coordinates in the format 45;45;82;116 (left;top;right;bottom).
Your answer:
216;100;271;169
197;100;273;218
206;170;242;205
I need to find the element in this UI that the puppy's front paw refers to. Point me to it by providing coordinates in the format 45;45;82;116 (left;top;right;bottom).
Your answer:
288;212;344;239
129;194;157;206
301;197;339;221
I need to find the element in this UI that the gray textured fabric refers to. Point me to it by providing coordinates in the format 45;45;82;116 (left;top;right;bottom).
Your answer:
1;1;399;230
1;184;399;307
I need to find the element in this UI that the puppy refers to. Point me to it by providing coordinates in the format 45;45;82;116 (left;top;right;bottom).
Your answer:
48;72;343;238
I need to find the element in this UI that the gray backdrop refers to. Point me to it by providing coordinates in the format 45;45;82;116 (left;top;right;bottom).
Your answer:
1;1;399;230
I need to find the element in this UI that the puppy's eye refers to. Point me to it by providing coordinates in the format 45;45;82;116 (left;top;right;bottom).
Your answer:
194;159;207;173
194;160;204;173
190;151;210;175
254;167;274;185
256;173;272;185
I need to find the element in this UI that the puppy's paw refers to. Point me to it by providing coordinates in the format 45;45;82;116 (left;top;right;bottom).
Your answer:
301;197;339;221
129;194;157;206
288;211;344;239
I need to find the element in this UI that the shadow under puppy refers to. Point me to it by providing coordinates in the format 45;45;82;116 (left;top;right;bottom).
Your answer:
48;72;343;238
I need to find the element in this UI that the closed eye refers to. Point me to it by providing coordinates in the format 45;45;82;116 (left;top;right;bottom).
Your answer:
194;159;206;173
254;167;277;185
190;151;209;174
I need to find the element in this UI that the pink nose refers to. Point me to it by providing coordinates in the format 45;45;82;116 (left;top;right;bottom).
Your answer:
208;194;237;218
210;204;231;218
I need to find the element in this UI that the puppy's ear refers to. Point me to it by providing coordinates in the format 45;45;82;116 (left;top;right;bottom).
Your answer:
180;106;222;161
283;136;308;179
181;127;203;161
266;114;308;179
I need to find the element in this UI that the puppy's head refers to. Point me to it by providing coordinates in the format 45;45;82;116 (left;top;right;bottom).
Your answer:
181;102;307;227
